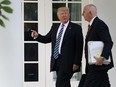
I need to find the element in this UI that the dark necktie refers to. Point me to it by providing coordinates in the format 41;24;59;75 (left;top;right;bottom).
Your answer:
53;24;64;59
88;24;91;32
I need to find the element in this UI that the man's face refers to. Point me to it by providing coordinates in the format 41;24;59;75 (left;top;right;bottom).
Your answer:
82;7;90;22
57;10;70;24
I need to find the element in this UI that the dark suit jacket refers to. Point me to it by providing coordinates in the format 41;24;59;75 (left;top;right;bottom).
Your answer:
85;17;114;72
36;22;83;73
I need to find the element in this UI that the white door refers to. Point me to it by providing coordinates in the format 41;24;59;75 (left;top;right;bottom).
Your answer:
23;0;46;87
23;0;86;87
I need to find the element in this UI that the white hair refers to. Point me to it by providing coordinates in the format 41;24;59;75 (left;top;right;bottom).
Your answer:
85;4;97;16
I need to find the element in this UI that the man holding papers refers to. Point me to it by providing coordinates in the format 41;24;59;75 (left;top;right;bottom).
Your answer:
88;41;111;65
81;4;114;87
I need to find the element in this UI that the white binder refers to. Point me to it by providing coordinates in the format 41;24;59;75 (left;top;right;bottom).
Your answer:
88;41;111;65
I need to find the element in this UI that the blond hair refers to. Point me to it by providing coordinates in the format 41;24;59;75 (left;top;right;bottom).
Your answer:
57;7;69;14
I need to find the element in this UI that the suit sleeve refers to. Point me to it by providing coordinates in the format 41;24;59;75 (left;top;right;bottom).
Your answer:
35;25;54;43
74;25;83;66
97;20;113;59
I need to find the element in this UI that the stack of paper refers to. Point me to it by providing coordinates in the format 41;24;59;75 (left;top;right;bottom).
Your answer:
88;41;110;65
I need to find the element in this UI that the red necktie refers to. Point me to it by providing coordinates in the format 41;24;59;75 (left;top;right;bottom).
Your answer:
88;24;91;31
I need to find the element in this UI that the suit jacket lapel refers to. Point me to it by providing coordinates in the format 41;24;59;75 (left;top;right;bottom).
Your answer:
52;23;60;46
61;22;72;47
86;17;98;40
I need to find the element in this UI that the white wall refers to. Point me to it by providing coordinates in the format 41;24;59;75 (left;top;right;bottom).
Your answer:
0;0;23;87
93;0;116;87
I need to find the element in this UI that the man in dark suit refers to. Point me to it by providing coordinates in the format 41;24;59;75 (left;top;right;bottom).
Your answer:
82;4;114;87
31;7;83;87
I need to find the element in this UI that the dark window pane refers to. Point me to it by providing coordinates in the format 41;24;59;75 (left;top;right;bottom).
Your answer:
24;63;38;81
68;3;81;21
24;3;38;21
52;3;66;21
24;23;38;41
24;43;38;61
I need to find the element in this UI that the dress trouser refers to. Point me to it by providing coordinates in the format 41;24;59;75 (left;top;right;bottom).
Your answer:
54;55;73;87
83;70;111;87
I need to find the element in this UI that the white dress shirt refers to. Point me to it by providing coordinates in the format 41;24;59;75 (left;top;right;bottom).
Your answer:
56;21;69;53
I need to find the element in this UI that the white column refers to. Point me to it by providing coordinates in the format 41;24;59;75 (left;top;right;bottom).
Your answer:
0;0;23;87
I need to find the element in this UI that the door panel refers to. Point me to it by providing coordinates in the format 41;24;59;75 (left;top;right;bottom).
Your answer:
23;0;84;87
